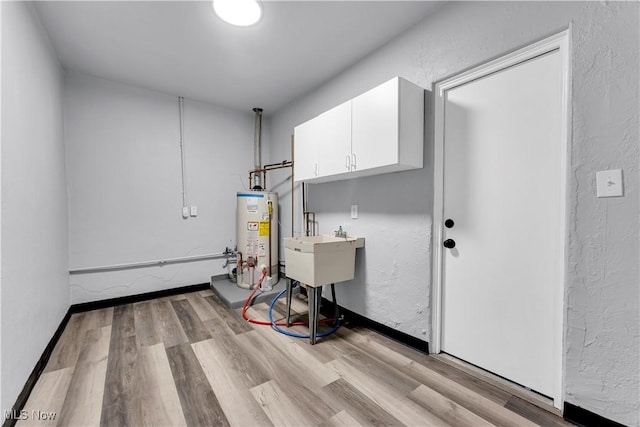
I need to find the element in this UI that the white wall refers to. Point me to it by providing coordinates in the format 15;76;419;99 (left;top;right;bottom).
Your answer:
64;73;256;304
268;2;639;425
1;1;69;415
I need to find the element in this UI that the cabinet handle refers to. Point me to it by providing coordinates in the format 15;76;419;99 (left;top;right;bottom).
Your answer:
345;155;351;171
314;162;318;176
352;153;356;171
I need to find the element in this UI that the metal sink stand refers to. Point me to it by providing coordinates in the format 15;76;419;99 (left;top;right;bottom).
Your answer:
285;278;338;344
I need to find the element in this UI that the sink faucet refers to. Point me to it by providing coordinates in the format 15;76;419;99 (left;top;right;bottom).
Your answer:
335;226;347;238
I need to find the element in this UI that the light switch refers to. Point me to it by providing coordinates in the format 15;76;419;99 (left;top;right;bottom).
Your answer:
351;204;358;219
596;169;624;198
190;206;198;217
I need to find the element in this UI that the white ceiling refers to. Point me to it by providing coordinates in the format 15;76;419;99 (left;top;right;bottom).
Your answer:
35;1;442;113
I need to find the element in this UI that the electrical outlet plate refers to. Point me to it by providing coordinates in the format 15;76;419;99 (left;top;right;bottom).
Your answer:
182;207;190;218
351;204;358;219
190;206;198;217
596;169;624;198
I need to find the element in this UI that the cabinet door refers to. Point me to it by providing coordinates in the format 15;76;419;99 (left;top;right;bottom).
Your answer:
294;118;320;182
352;77;399;171
315;100;352;178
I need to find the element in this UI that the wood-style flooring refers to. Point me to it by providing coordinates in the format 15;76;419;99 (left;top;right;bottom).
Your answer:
17;289;573;426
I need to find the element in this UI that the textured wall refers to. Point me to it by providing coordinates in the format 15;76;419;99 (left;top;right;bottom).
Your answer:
1;2;69;415
566;2;639;422
268;2;639;425
64;73;256;303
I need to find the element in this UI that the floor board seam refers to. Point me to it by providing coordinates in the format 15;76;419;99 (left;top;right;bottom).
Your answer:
16;289;573;427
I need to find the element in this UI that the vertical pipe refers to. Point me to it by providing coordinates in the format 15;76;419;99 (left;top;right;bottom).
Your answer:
178;96;188;212
268;200;273;278
291;134;295;237
285;278;293;326
252;108;263;190
308;286;317;345
302;183;306;235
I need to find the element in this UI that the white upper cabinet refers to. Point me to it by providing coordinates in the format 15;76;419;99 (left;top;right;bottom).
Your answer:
316;100;352;179
294;76;424;183
352;77;400;172
293;114;320;181
294;100;351;181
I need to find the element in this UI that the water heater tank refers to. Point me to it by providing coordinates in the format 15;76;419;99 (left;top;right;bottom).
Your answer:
236;191;279;287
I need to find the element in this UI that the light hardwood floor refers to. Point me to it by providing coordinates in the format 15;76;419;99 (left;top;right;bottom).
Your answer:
17;289;573;426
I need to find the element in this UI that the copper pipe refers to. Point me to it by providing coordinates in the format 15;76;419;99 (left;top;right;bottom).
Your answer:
248;162;294;194
251;163;293;173
268;200;273;278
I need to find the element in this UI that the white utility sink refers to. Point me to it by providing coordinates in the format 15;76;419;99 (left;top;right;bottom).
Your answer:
284;235;364;287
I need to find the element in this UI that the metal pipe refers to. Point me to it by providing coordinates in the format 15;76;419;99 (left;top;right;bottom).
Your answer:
268;200;273;278
255;162;293;171
252;107;263;190
249;162;293;189
236;252;244;286
69;252;229;274
179;97;188;210
301;181;305;219
263;160;293;169
304;211;316;237
291;134;295;238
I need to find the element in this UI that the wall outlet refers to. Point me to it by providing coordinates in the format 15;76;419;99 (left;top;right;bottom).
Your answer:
182;206;189;218
596;169;624;198
190;206;198;217
351;204;358;219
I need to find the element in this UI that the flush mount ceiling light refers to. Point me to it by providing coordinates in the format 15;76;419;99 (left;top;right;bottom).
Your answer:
213;0;262;26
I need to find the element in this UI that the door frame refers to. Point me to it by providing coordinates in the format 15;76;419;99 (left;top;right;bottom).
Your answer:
431;29;571;410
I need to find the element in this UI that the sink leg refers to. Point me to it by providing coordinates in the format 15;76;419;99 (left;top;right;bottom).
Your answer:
285;278;293;327
308;286;322;345
330;283;339;321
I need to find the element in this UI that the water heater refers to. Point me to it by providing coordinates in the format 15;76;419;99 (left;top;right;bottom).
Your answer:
236;191;279;287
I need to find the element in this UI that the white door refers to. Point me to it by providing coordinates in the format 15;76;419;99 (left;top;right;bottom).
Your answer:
440;49;565;398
